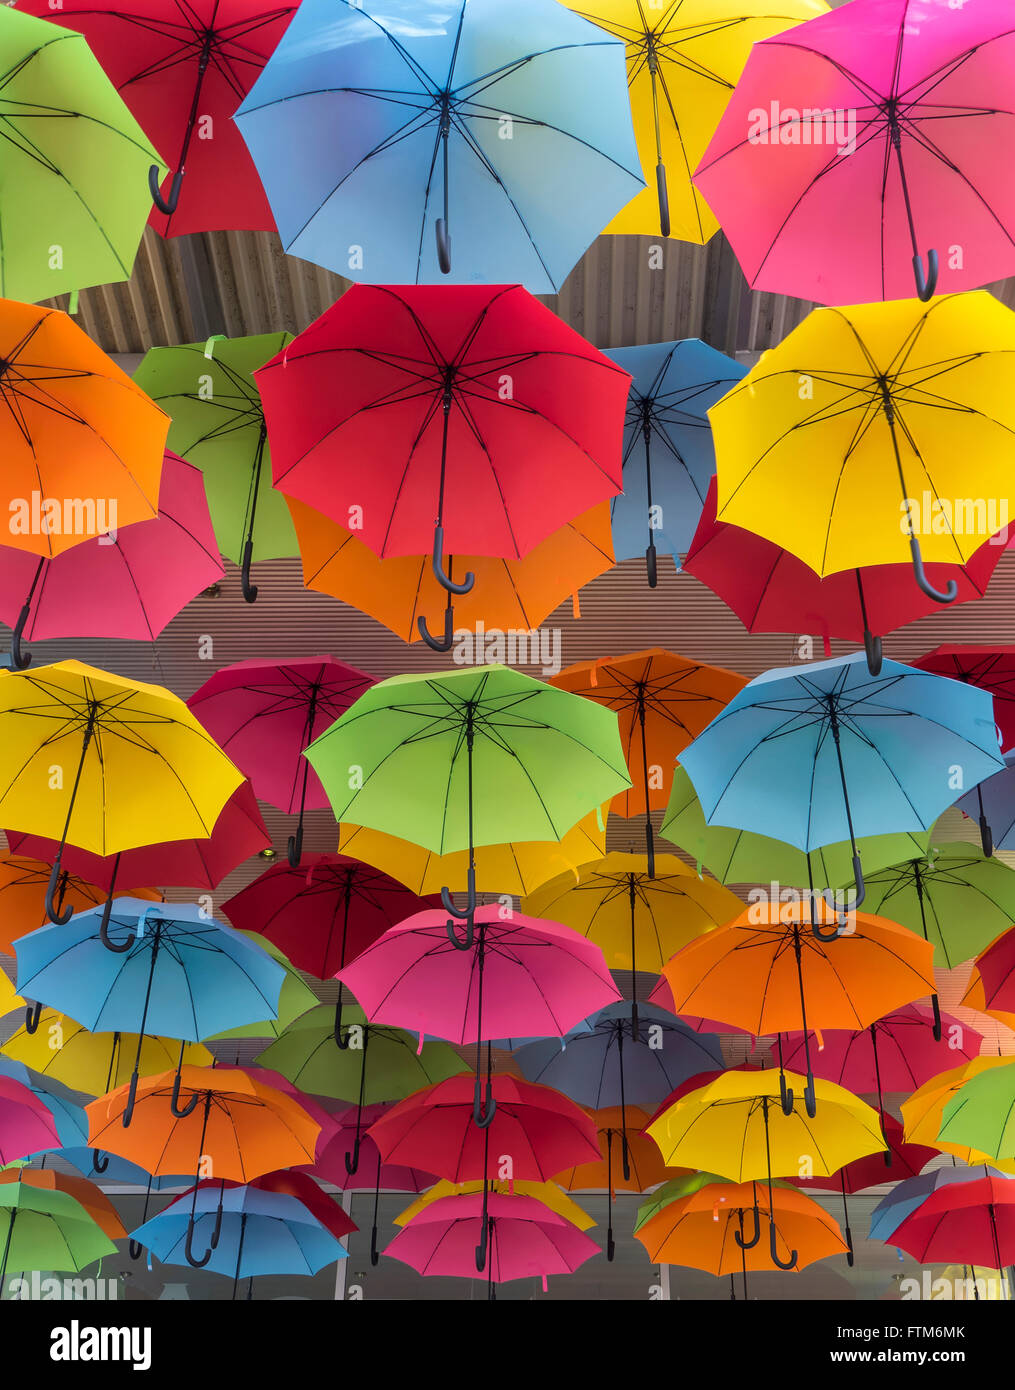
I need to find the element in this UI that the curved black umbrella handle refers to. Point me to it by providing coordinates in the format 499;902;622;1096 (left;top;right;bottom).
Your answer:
734;1204;761;1250
655;162;670;239
621;1130;631;1184
473;1074;496;1129
122;1071;141;1128
912;248;939;303
769;1220;797;1270
286;823;303;869
24;1001;41;1035
128;1238;145;1261
344;1132;362;1178
431;527;474;595
10;598;32;669
169;1073;200;1119
436;219;451;275
240;537;258;605
417;605;455;653
334;996;352;1049
645;543;658;589
150;163;184;216
91;1149;109;1174
803;1075;817;1119
184;1216;214;1268
979;814;993;858
779;1071;795;1117
443;869;477;949
931;993;943;1042
910;535;957;604
209;1195;224;1251
99;896;135;954
45;859;73;926
863;628;882;678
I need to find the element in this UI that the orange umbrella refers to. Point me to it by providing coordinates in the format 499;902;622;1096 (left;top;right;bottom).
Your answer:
0;301;167;559
287;496;614;650
0;1167;126;1239
662;898;936;1118
0;855;160;953
550;649;746;873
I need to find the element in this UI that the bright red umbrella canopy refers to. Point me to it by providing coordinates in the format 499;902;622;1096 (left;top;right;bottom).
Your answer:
890;1170;1015;1267
910;646;1015;753
297;1102;435;1193
256;284;630;561
21;0;297;237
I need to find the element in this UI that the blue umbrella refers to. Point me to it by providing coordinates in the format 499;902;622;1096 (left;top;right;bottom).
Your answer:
131;1183;347;1298
233;0;644;291
679;653;1005;922
0;1060;88;1150
869;1165;1013;1243
604;340;745;586
14;899;285;1125
956;751;1015;857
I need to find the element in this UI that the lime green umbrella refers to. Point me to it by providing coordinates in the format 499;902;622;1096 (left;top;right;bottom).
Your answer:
661;766;931;886
0;7;164;305
939;1060;1015;1161
0;1183;116;1283
133;333;297;601
305;664;631;942
206;933;319;1044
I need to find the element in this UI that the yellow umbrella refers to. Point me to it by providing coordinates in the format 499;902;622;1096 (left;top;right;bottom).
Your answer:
711;292;1015;601
337;804;609;898
899;1057;1015;1172
0;661;242;924
0;971;23;1016
563;0;827;242
395;1180;595;1232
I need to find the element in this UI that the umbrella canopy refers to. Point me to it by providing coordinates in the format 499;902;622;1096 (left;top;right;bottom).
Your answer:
901;1058;1015;1169
132;333;298;600
603;341;746;582
2;1014;211;1097
0;1060;89;1151
0;1183;116;1280
869;1164;1009;1242
21;0;297;236
888;1170;1015;1270
562;0;827;241
794;1116;936;1196
396;1178;593;1232
939;1059;1015;1162
233;0;643;290
956;754;1015;857
0;1168;126;1240
694;0;1015;303
557;1106;671;1194
0;452;222;667
0;1074;63;1163
965;926;1015;1026
0;7;164;303
298;1103;435;1193
913;647;1015;753
206;936;323;1045
707;294;1015;598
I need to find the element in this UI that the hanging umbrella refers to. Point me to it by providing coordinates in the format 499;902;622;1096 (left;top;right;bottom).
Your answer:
0;1073;63;1163
660;764;931;886
0;1167;126;1241
0;1060;89;1152
287;496;614;645
0;660;243;923
887;1170;1015;1270
562;0;826;240
234;0;643;289
963;926;1015;1028
956;755;1015;861
15;899;285;1124
0;7;165;303
684;476;1009;677
707;293;1015;602
869;1164;1010;1244
396;1178;594;1232
339;905;621;1127
913;647;1015;754
206;936;321;1044
133;333;297;602
21;0;297;234
0;301;167;559
306;665;631;935
0;1183;116;1285
0;452;222;669
0;856;159;954
335;806;608;900
188;655;375;865
939;1059;1015;1162
2;1013;211;1098
660;898;936;1115
603;341;746;584
694;0;1015;302
901;1058;1015;1169
678;652;1005;912
522;852;743;1037
256;285;631;646
551;649;745;873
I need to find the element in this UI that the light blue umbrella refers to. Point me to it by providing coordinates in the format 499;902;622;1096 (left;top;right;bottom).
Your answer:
14;899;285;1125
956;751;1015;856
869;1165;1012;1243
678;653;1005;918
233;0;644;291
604;340;745;585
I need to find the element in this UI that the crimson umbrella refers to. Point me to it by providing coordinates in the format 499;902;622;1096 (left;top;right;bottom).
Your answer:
188;656;375;866
0;452;222;669
222;852;439;1039
255;284;630;649
21;0;297;234
684;477;1009;678
889;1169;1015;1270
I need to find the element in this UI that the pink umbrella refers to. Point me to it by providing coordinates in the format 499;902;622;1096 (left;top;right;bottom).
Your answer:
0;452;222;669
0;1075;62;1163
187;656;375;866
5;780;270;895
694;0;1015;304
339;905;621;1129
384;1190;598;1297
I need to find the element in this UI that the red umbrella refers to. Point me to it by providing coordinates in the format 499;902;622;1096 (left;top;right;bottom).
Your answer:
0;452;223;669
5;779;269;895
188;656;375;866
890;1170;1015;1269
255;285;630;650
21;0;297;235
245;1169;357;1243
684;477;1008;677
970;926;1015;1023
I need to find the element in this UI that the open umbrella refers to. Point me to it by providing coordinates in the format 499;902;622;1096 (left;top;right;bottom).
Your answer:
2;1013;211;1098
887;1170;1015;1271
133;333;297;602
206;936;322;1045
901;1058;1015;1169
0;856;159;954
869;1164;1009;1243
0;1183;116;1284
913;647;1015;754
188;655;375;865
963;926;1015;1029
233;0;643;289
0;1166;126;1241
939;1059;1015;1162
956;755;1015;860
0;1073;63;1164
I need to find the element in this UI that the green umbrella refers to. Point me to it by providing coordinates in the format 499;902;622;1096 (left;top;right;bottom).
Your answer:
305;663;631;944
206;933;319;1044
256;1002;467;1175
133;333;297;601
0;7;164;304
0;1182;116;1284
939;1060;1015;1161
661;766;931;886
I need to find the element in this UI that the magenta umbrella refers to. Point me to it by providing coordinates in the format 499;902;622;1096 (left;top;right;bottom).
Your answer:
0;452;222;669
339;905;621;1129
694;0;1015;304
0;1075;62;1163
187;656;375;866
384;1190;598;1298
